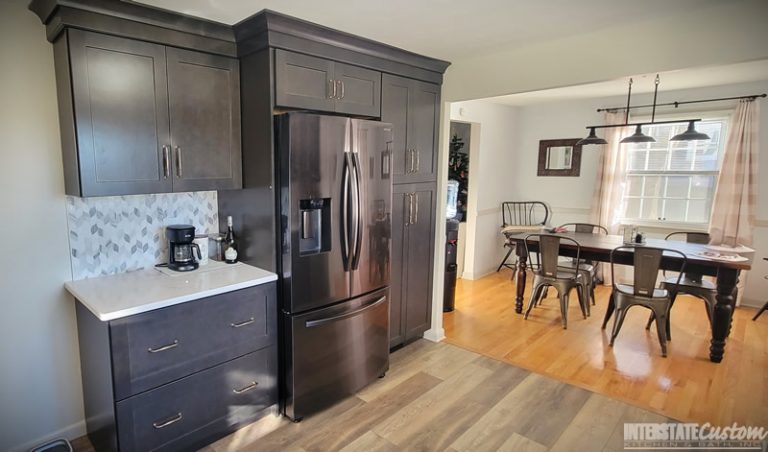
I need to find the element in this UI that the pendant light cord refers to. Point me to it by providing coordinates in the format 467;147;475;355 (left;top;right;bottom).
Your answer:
624;78;633;124
651;74;659;123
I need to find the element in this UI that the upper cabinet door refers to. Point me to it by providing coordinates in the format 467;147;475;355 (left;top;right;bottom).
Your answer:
333;62;381;117
275;50;335;112
166;48;242;192
382;74;440;184
408;81;440;183
68;30;173;196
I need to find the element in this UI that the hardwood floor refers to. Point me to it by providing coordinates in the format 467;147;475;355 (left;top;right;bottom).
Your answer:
443;270;768;427
200;340;671;452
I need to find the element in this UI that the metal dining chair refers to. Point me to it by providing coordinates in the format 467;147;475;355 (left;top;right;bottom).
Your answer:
753;257;768;321
645;232;714;335
497;201;550;273
524;234;588;329
602;245;687;357
557;223;608;307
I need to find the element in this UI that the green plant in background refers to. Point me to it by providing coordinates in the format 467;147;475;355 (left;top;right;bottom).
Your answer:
448;134;469;222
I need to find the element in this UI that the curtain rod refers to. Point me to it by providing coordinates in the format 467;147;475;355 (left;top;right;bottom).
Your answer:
597;93;766;113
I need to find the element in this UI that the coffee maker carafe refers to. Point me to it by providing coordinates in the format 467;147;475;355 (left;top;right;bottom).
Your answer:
166;225;202;271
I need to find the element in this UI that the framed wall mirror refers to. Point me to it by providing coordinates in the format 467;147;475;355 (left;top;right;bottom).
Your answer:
537;139;582;176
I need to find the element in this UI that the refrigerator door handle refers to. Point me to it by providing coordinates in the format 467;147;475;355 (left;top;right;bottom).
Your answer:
304;296;387;328
350;151;362;270
342;152;352;270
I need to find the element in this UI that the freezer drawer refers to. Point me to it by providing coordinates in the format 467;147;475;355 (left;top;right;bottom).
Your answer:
283;288;389;421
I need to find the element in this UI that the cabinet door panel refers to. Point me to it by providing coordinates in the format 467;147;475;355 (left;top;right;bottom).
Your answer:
408;81;440;182
166;48;242;191
404;185;435;340
389;187;409;348
69;30;172;196
381;75;410;181
334;62;381;117
275;50;335;112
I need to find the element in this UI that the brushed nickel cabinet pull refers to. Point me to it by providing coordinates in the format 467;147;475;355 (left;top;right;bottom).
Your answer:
328;79;335;99
175;146;183;178
152;412;182;429
414;193;419;224
230;317;255;328
406;193;413;225
232;381;258;394
147;339;178;353
339;80;345;99
414;148;420;172
162;145;170;179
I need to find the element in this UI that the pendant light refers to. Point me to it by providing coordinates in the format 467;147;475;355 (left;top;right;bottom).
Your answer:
620;124;655;143
576;127;608;146
670;120;710;141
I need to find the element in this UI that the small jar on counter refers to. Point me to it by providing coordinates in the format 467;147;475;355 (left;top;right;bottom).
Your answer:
209;233;226;261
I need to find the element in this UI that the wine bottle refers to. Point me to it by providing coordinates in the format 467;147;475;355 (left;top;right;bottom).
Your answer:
224;216;238;263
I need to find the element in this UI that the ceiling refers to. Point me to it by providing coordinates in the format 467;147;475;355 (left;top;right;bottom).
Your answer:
132;0;714;62
486;60;768;106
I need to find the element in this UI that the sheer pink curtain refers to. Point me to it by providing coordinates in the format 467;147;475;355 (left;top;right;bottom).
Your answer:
590;112;631;284
709;100;759;246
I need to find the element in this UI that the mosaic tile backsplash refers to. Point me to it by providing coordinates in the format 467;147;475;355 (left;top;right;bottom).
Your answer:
66;191;218;280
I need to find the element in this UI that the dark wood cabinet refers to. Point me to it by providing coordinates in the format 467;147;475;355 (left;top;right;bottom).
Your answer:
382;74;440;184
275;49;381;117
390;183;436;348
75;283;278;451
57;29;241;196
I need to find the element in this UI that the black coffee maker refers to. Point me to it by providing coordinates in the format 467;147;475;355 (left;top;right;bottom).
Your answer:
166;224;202;271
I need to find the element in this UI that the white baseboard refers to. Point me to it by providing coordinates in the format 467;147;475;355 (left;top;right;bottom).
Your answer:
12;419;86;452
423;327;445;342
461;267;497;281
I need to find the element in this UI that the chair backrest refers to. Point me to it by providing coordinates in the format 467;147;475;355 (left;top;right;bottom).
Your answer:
525;234;581;279
664;231;709;281
559;223;608;234
502;202;549;227
611;246;687;298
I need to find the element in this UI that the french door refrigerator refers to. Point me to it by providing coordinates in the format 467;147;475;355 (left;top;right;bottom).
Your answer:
275;112;393;421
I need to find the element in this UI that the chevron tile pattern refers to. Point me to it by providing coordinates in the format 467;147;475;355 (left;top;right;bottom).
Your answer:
66;191;218;280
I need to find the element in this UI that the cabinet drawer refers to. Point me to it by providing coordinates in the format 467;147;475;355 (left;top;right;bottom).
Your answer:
110;283;276;400
116;349;277;452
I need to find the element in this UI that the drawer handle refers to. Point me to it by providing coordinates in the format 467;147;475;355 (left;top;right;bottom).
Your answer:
147;340;179;353
232;381;259;394
152;412;182;429
230;317;255;328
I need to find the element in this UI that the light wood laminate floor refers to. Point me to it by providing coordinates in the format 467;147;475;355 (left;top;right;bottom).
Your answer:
443;270;768;427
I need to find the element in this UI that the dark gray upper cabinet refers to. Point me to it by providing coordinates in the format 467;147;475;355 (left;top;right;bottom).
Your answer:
390;183;436;348
381;74;440;184
166;48;242;192
67;30;173;197
275;49;381;117
58;30;241;197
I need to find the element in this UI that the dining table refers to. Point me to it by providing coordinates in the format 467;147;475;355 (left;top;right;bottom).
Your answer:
504;231;754;363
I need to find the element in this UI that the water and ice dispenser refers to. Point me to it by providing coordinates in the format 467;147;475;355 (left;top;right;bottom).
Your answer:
299;198;331;255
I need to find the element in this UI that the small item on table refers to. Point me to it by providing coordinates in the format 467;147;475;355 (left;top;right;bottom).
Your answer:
623;224;635;244
635;232;645;244
224;215;238;264
193;234;209;266
209;233;226;261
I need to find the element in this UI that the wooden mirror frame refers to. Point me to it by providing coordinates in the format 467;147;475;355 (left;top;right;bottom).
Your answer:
537;139;582;177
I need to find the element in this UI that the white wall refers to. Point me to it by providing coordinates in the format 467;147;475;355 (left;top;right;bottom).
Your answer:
0;2;85;451
457;79;768;306
442;0;768;102
449;102;517;279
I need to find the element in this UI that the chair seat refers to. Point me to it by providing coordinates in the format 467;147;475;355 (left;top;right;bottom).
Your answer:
534;268;584;281
501;224;543;234
616;284;668;298
557;261;594;273
662;276;715;291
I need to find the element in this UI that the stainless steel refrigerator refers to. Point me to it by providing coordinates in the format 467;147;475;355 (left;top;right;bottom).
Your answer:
275;113;392;421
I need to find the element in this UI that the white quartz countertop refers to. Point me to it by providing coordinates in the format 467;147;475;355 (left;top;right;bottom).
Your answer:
65;261;277;321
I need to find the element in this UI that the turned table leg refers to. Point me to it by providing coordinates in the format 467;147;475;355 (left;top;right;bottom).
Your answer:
515;244;528;314
710;268;739;363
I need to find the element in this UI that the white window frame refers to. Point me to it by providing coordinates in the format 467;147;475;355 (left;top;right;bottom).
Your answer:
619;110;730;230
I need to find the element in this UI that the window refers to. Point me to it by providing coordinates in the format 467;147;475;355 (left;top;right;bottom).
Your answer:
622;117;728;225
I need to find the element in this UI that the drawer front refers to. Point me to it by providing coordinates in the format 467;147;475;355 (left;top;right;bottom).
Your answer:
116;348;277;452
110;283;276;400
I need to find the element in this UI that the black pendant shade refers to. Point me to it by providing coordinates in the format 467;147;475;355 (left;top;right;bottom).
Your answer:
620;124;656;144
576;127;608;146
670;121;711;141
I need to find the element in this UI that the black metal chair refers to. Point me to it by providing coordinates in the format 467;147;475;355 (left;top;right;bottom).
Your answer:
602;245;687;357
497;201;549;273
524;234;588;329
753;257;768;321
646;232;714;335
557;223;608;308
